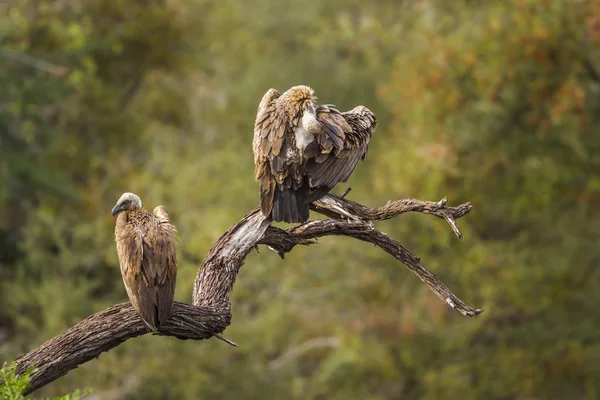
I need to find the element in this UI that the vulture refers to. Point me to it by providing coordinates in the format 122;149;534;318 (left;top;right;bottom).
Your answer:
253;85;377;223
111;192;177;332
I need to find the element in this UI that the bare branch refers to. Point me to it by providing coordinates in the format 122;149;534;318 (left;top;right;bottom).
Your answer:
11;302;229;395
214;334;239;347
7;193;478;395
312;194;472;240
260;216;482;318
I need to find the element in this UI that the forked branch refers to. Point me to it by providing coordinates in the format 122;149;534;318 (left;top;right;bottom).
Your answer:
6;193;478;395
266;194;479;316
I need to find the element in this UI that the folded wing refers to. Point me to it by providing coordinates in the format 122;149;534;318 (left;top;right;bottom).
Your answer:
151;206;177;327
305;105;377;196
253;88;284;217
116;216;158;332
252;88;309;222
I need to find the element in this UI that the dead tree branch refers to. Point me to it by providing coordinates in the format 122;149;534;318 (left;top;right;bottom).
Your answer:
311;194;471;239
6;193;478;395
12;303;228;395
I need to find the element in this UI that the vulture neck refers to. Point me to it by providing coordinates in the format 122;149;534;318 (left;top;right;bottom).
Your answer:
115;212;130;232
295;112;317;151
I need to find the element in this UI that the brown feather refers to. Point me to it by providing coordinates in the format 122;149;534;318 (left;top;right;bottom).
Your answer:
252;86;315;222
259;176;276;217
252;86;376;223
114;204;177;332
152;206;177;327
307;105;377;189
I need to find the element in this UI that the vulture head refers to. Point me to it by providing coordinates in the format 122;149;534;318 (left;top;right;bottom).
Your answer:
111;192;142;216
282;85;323;135
282;85;317;116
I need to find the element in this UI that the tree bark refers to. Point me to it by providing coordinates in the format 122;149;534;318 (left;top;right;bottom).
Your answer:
5;193;479;395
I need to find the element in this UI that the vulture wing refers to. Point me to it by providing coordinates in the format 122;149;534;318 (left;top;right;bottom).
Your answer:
252;88;308;222
115;208;177;332
253;88;283;217
115;213;158;332
151;205;177;327
305;105;376;200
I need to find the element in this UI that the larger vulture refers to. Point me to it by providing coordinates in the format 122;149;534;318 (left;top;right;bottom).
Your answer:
253;85;377;223
111;192;177;332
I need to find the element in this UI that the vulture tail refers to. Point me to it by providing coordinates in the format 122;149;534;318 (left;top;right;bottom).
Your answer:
272;184;310;223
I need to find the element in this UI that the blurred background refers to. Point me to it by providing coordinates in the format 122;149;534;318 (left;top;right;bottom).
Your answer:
1;0;600;398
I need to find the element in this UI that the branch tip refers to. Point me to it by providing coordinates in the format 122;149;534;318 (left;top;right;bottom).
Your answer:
307;194;478;316
462;308;484;317
443;214;464;240
214;334;239;347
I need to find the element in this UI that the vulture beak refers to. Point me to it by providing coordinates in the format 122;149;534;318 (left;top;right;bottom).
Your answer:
111;203;123;216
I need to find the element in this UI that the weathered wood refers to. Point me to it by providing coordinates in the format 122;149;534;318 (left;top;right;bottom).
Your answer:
13;302;228;395
5;193;478;395
193;209;271;309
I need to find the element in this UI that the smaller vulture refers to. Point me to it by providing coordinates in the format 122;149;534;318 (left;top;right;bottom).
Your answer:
253;85;377;223
111;192;177;332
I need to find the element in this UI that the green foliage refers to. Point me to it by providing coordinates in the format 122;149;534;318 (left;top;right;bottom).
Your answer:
0;363;91;400
1;0;600;398
0;363;34;400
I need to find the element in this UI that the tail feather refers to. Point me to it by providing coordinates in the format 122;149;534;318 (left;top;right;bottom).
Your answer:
259;177;276;218
272;186;310;223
